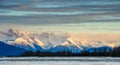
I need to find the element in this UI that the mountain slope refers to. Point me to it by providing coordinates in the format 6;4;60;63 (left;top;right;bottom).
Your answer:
48;45;70;53
0;41;26;56
0;29;120;54
87;46;112;53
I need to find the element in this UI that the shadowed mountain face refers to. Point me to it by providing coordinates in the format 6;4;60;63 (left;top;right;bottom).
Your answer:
0;41;26;56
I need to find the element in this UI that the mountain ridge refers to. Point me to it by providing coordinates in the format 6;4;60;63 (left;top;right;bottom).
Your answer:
0;29;120;55
0;41;26;56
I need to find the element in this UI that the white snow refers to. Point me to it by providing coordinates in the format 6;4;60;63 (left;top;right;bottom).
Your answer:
0;57;120;65
0;29;120;51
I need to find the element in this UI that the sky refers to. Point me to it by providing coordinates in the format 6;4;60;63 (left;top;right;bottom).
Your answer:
0;0;120;33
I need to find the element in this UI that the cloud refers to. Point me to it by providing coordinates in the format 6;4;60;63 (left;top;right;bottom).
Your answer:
0;0;120;32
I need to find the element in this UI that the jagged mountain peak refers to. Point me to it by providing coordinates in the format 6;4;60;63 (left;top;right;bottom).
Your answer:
8;28;30;37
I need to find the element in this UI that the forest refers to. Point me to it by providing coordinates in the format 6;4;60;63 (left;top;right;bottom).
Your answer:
20;46;120;57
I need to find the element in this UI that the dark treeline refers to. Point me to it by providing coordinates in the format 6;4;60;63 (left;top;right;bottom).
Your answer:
20;46;120;57
111;46;120;57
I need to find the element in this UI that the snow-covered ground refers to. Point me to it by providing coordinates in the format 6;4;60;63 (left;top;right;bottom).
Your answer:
0;57;120;65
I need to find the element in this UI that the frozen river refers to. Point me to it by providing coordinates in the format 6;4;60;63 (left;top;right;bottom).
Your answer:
0;57;120;65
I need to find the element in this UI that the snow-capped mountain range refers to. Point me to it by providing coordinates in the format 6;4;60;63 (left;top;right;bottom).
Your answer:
0;29;120;55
